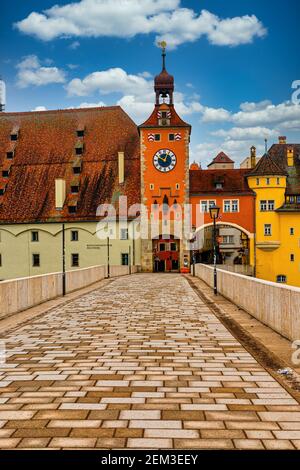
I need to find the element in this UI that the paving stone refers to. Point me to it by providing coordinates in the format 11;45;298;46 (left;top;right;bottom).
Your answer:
0;273;299;449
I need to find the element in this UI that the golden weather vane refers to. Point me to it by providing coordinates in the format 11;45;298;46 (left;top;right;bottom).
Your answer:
158;41;167;51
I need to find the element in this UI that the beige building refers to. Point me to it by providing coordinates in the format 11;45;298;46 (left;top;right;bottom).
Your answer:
0;106;141;281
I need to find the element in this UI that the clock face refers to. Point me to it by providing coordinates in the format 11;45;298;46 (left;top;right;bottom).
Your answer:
153;149;177;172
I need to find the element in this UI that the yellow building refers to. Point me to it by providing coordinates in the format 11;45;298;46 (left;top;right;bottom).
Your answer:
247;137;300;287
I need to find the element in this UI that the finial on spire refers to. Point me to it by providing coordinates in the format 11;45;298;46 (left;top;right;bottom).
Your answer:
264;138;268;154
158;41;167;70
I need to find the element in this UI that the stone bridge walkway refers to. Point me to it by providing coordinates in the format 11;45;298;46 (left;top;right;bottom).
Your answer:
0;273;300;449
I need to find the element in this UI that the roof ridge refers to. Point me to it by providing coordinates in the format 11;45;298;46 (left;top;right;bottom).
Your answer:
0;105;122;117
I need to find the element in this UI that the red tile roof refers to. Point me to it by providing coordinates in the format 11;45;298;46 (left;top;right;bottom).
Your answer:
0;106;140;223
207;152;234;167
247;151;287;177
190;169;254;195
139;104;191;130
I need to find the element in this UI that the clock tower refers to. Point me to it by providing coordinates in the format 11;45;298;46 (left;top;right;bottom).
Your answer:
139;44;191;272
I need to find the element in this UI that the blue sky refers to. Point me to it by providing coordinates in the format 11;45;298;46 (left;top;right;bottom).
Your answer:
1;0;300;167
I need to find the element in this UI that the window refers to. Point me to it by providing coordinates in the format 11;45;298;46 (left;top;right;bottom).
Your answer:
150;183;154;190
71;185;79;194
215;183;223;189
77;130;84;138
71;230;78;241
71;253;79;267
6;152;13;159
0;189;4;196
2;171;9;178
0;254;2;266
200;200;216;213
31;231;39;242
297;196;300;204
32;254;40;267
222;235;234;244
68;206;77;214
75;147;83;155
260;200;267;211
232;200;239;212
256;178;260;185
121;253;129;266
277;275;287;283
159;243;166;252
224;200;231;212
277;178;280;185
290;254;295;262
161;111;167;119
169;134;175;141
266;177;270;185
260;200;274;211
73;166;81;174
10;134;18;141
154;134;160;141
175;183;180;190
170;243;177;251
120;228;128;240
268;200;275;211
289;196;295;204
290;228;295;235
264;224;272;236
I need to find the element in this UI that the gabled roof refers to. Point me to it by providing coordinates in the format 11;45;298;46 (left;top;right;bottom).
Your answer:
268;143;300;194
247;152;287;177
190;169;254;195
207;152;234;167
139;104;191;130
0;106;140;223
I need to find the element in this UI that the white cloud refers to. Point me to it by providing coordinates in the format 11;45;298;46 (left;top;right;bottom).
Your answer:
69;41;80;50
15;1;266;49
233;101;300;127
211;126;278;141
31;106;47;111
201;106;232;123
66;67;152;97
77;101;106;108
16;55;66;88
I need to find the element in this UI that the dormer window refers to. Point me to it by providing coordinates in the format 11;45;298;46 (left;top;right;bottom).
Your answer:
71;185;79;194
72;157;82;174
2;170;9;178
77;129;84;138
10;133;18;141
68;205;77;214
215;183;223;189
6;152;14;159
75;146;83;155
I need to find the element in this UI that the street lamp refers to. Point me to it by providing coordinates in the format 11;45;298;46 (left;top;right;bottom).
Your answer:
209;204;220;295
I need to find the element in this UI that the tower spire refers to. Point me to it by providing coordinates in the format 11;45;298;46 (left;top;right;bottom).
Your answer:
158;41;167;71
155;42;174;105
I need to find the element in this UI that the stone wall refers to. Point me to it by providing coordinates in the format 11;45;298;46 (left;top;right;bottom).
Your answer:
195;263;300;341
0;264;139;320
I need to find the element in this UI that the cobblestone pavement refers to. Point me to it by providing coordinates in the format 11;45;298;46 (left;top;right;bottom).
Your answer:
0;273;300;450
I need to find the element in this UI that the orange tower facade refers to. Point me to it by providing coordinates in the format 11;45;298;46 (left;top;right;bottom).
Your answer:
139;45;191;272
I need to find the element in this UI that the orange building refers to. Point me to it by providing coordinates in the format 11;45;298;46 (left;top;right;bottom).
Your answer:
139;45;191;272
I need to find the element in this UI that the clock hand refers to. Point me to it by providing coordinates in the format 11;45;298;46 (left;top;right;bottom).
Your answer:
158;155;167;162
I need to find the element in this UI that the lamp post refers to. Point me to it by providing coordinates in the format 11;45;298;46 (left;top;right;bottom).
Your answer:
62;223;66;296
209;204;220;295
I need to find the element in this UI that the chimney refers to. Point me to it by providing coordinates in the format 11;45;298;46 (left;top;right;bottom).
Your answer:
118;151;125;184
250;146;256;169
278;136;287;144
55;179;66;210
287;146;294;167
